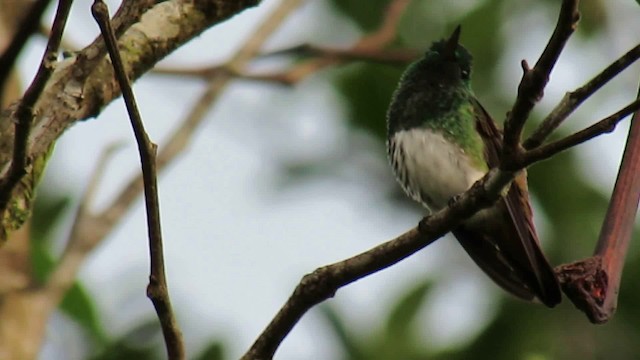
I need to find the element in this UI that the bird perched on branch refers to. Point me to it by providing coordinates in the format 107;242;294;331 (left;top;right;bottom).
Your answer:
386;26;561;307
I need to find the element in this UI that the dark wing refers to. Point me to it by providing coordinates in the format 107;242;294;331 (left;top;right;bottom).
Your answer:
453;98;561;307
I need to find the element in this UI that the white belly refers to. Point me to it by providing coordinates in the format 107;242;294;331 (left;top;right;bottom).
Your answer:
389;129;485;210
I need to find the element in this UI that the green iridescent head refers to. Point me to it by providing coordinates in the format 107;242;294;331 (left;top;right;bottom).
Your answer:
416;26;473;86
387;26;476;135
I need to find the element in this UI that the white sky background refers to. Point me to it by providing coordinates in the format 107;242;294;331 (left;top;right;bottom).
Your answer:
12;0;640;359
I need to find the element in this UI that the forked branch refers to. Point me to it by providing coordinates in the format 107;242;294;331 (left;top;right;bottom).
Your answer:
501;0;580;161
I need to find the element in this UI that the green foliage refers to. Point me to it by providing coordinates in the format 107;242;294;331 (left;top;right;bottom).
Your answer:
193;341;227;360
32;193;108;345
329;0;390;31
456;0;505;93
30;194;69;282
322;280;432;360
89;343;157;360
384;279;431;338
541;0;609;35
60;284;109;345
333;63;403;139
89;320;161;360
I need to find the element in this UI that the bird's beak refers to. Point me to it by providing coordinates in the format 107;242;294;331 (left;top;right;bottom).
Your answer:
444;25;461;60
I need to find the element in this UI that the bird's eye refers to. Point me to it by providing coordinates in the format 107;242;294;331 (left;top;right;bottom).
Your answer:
461;68;470;79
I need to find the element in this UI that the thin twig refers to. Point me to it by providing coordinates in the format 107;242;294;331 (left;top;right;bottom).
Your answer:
91;1;184;359
155;0;414;87
153;46;417;84
358;0;409;49
526;43;640;149
0;0;54;103
75;0;158;75
81;0;307;358
0;0;73;227
521;98;640;166
153;65;300;86
256;0;413;84
502;0;580;161
42;0;303;304
0;3;263;355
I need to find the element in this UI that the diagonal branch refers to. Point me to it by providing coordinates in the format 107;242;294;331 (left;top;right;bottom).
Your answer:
0;0;262;180
154;0;415;86
502;0;580;161
522;98;640;166
152;46;417;85
0;0;73;238
0;0;54;103
242;168;513;360
526;43;640;150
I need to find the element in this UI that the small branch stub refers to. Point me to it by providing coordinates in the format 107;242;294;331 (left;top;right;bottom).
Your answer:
556;257;608;323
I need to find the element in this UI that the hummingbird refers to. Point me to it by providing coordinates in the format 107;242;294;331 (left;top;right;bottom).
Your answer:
386;26;561;307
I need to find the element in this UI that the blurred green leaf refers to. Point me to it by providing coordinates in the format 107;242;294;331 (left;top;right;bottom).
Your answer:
322;280;434;360
90;320;161;360
31;194;70;282
61;283;109;345
31;193;70;247
90;344;156;360
320;305;367;360
458;0;505;94
31;193;107;344
193;341;227;360
328;0;390;32
528;148;608;260
333;63;404;140
540;0;608;35
385;279;431;337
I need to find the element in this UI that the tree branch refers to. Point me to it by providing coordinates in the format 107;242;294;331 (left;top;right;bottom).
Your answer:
502;0;580;161
37;0;303;315
0;0;261;195
154;0;415;87
152;46;417;85
243;0;640;355
242;168;514;359
0;0;73;241
525;43;640;150
91;1;184;358
522;98;640;166
0;0;53;103
556;80;640;324
0;0;303;357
